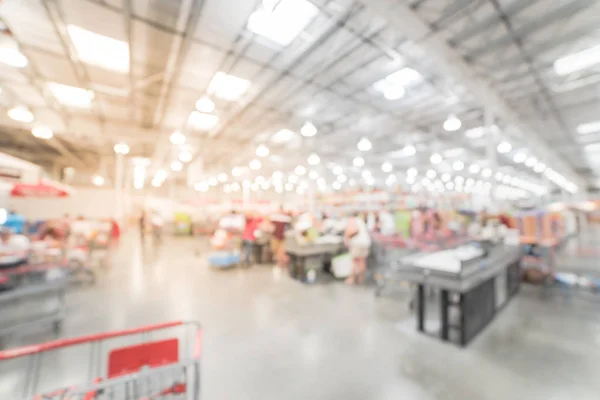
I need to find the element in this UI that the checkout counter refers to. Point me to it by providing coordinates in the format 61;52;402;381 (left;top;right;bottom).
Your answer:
397;242;522;346
285;234;345;283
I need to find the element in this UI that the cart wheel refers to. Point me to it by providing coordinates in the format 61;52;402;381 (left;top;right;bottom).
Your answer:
53;321;62;333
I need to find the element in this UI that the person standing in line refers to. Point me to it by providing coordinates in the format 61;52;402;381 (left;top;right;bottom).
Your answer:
150;210;164;247
139;210;146;245
270;207;291;269
241;211;261;267
344;213;371;285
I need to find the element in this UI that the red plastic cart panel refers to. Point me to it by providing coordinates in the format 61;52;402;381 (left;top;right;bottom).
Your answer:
107;338;179;378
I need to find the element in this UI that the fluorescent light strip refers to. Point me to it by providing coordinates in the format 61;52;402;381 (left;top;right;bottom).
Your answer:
554;43;600;76
247;0;318;46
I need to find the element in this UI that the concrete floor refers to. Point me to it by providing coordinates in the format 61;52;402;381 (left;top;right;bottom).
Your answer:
5;234;600;399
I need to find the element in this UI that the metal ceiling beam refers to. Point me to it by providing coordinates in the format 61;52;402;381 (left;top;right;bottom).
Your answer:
42;0;106;127
466;0;594;59
363;0;585;187
449;0;537;45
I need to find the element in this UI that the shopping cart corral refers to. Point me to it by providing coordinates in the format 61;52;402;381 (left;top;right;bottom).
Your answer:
0;321;202;399
0;265;69;348
394;244;522;346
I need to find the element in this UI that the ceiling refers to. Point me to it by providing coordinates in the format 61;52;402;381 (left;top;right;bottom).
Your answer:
0;0;598;198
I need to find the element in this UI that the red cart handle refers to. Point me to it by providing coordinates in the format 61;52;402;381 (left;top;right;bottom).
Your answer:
0;321;185;361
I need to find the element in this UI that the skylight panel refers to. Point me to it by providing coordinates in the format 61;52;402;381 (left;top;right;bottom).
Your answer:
247;0;318;46
207;72;251;101
67;25;130;73
47;82;94;108
554;43;600;76
576;120;600;135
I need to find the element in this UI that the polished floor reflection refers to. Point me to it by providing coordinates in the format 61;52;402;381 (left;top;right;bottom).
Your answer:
7;234;600;399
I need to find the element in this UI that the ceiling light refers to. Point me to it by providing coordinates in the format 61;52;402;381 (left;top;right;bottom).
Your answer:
430;153;443;164
272;170;283;180
232;167;244;177
92;175;104;186
443;114;461;132
285;182;294;191
295;165;307;175
301;121;317;137
255;176;265;184
307;153;320;165
361;170;372;179
171;161;183;171
195;182;209;192
7;106;34;123
443;148;464;158
67;25;129;73
576;120;600;135
353;156;364;167
426;169;437;179
271;129;295;143
0;47;28;68
525;157;537;167
453;160;464;171
179;151;192;163
466;178;475;186
231;182;241;191
31;126;53;139
482;168;492;178
381;162;392;173
403;144;416;156
332;166;343;175
195;96;215;113
496;141;512;154
154;169;168;181
114;143;130;155
554;43;600;76
309;170;319;179
373;67;422;100
455;176;464;184
47;82;95;108
584;143;600;153
495;172;504;181
188;112;219;130
208;71;251;101
249;159;261;170
218;173;228;182
468;164;481;174
337;174;347;183
464;126;485;139
357;137;372;151
170;131;186;145
256;144;270;157
441;173;451;182
288;174;298;183
513;152;527;163
445;181;454;190
383;85;405;100
332;181;342;190
407;167;417;176
534;163;546;173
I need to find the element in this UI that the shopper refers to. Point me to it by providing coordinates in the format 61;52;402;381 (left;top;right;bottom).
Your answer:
139;210;146;245
344;213;371;285
270;208;291;268
0;227;30;270
241;212;261;267
150;210;164;247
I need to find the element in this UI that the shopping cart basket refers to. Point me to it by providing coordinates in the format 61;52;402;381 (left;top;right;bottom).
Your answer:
0;321;202;399
0;264;69;348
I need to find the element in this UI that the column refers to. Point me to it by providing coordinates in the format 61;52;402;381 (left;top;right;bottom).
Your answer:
114;153;125;221
485;108;497;210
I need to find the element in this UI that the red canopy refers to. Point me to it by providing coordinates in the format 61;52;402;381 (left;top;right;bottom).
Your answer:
10;180;72;198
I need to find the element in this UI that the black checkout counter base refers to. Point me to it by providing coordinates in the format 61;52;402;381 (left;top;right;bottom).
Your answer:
415;259;521;347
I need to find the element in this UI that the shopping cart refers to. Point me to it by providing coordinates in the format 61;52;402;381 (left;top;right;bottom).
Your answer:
29;240;96;285
0;321;202;399
0;264;69;348
371;234;416;297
